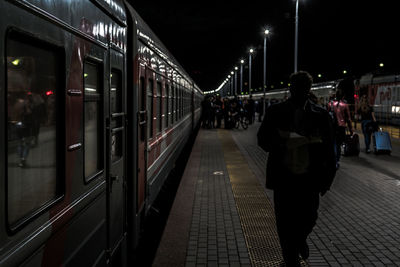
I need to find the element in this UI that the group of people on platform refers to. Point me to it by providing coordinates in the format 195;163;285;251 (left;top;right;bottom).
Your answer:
256;71;377;266
200;95;257;129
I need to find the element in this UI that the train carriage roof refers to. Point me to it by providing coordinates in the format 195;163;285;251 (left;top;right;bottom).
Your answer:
94;0;127;25
125;3;202;93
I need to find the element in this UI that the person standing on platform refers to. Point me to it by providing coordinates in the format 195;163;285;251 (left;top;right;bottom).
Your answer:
329;88;354;168
257;97;265;122
214;95;223;128
358;94;377;153
248;95;255;124
257;71;337;267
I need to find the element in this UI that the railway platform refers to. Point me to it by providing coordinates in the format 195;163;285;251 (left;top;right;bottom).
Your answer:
153;121;400;267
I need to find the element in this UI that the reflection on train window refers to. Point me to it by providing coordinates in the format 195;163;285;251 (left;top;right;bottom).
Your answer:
147;79;154;138
111;69;123;162
6;33;61;228
156;82;162;133
111;132;122;162
110;70;122;114
84;62;103;180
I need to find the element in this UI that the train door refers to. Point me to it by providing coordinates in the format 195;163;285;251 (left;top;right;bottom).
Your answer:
107;48;126;264
137;66;149;215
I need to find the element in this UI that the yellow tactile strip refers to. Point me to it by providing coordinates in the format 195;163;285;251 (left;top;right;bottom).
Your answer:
218;129;307;267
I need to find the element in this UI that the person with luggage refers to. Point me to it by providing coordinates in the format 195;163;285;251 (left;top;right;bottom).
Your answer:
328;89;354;169
358;94;377;153
257;71;336;267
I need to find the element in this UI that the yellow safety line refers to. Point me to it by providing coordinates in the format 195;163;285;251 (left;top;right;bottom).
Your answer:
218;129;307;267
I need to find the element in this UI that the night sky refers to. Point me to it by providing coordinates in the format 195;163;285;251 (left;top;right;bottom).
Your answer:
129;1;399;93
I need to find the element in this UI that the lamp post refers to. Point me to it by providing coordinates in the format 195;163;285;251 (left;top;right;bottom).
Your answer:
294;0;299;73
230;71;234;96
249;48;254;95
240;59;244;95
234;67;238;96
263;28;270;120
228;75;231;95
225;79;229;96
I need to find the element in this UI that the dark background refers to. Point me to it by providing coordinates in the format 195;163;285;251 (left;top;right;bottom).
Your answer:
128;1;399;93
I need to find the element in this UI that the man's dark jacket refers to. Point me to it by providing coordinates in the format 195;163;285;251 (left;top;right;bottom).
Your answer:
257;98;336;193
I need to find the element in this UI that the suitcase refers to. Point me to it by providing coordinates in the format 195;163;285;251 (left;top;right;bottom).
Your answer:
342;133;360;156
373;130;392;154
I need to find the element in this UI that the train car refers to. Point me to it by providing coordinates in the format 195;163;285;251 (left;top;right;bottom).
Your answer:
248;80;338;106
356;72;400;125
0;1;202;266
126;5;202;245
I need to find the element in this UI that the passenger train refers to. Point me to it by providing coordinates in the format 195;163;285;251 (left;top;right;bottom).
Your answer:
0;0;202;266
249;72;400;126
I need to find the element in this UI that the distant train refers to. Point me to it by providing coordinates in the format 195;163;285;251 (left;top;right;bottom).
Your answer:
357;72;400;125
248;80;338;107
247;73;400;126
1;0;202;266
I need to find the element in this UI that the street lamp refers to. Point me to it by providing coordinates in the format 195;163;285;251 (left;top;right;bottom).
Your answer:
228;75;231;95
234;66;238;96
240;59;244;95
294;0;300;73
249;48;254;95
263;28;270;120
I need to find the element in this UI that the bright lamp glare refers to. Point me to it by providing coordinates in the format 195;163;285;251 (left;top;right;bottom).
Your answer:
11;59;20;66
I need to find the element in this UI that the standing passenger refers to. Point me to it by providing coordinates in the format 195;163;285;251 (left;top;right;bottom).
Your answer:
257;97;265;122
214;95;223;128
248;95;255;124
358;94;377;153
257;71;336;266
329;89;354;168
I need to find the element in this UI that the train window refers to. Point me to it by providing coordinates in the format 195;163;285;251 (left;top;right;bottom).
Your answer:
6;32;62;228
84;61;103;180
176;87;179;121
174;86;179;121
147;79;154;139
156;82;162;133
139;77;145;141
165;84;169;129
171;85;174;125
180;89;183;118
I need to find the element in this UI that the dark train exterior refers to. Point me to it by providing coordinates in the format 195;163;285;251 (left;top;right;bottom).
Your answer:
0;0;202;266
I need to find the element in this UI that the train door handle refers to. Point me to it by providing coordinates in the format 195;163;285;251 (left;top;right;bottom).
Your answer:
111;175;119;182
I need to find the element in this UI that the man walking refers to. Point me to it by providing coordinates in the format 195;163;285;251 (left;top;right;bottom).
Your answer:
257;71;336;266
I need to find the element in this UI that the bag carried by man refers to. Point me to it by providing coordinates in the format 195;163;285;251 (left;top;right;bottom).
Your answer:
341;133;360;156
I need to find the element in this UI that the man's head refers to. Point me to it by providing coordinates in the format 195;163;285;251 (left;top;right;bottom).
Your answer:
289;71;313;102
